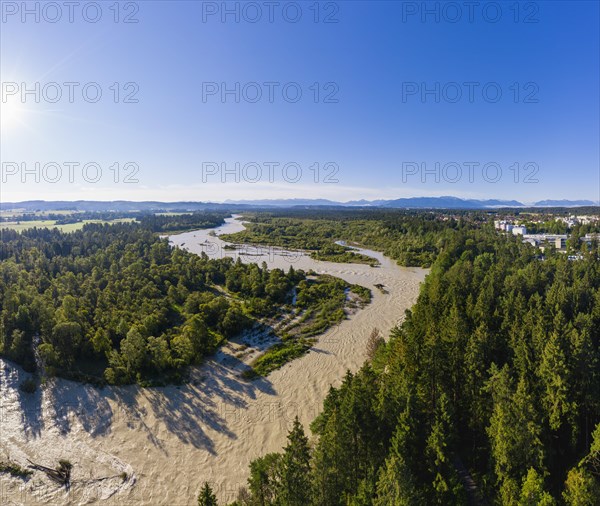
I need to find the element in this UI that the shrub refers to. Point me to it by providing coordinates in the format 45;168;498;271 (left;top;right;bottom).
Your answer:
0;461;33;478
19;377;37;394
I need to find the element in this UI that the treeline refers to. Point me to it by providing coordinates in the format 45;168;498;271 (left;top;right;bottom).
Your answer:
136;212;227;232
494;206;600;217
0;222;351;385
1;211;135;223
220;227;600;504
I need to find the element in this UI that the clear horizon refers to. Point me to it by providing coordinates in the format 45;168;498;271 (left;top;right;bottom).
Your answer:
1;1;599;203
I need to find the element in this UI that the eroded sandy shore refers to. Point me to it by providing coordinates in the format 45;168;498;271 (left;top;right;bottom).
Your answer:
0;217;427;505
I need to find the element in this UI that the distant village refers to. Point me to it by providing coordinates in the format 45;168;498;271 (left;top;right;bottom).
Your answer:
494;214;600;260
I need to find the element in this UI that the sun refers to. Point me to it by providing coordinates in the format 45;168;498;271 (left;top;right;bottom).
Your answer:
0;101;24;131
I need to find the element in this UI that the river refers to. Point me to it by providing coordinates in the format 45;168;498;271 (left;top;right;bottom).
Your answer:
0;216;427;504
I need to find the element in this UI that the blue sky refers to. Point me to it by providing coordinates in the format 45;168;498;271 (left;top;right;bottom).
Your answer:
1;0;598;203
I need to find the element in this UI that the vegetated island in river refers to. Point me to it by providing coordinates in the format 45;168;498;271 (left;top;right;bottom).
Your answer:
218;210;455;268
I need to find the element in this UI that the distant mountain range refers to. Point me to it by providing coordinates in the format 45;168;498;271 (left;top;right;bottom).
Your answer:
1;197;598;213
222;196;599;209
224;196;529;208
533;199;599;207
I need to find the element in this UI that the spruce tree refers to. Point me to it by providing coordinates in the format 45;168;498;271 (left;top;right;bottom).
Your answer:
198;482;218;506
374;406;420;505
280;416;311;506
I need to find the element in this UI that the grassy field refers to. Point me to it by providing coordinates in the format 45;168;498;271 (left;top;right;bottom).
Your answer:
0;218;135;233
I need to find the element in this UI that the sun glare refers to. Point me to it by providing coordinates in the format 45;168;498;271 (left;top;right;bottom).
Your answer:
0;101;22;130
